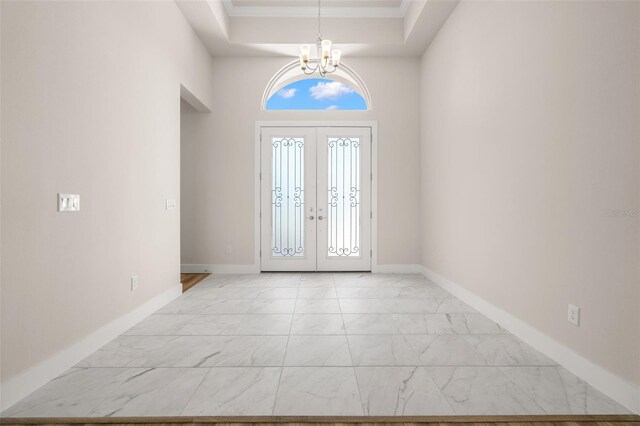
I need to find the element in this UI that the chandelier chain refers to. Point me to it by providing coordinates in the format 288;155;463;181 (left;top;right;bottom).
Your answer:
317;0;321;39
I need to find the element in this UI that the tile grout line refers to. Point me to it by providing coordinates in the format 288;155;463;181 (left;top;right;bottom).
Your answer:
337;276;367;416
270;277;300;415
177;367;211;415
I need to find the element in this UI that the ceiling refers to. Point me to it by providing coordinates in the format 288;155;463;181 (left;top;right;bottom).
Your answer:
176;0;459;57
223;0;410;18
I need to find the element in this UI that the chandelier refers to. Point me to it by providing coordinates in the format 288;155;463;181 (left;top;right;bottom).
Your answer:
298;0;342;77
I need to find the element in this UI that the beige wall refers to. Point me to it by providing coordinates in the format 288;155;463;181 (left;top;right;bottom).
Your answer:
181;57;421;267
420;0;640;384
1;1;214;383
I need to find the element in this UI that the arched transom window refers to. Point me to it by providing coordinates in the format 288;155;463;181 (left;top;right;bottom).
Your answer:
262;60;372;111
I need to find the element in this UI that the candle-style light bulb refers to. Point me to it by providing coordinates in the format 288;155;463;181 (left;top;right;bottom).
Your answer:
321;40;332;59
331;49;341;66
300;44;310;63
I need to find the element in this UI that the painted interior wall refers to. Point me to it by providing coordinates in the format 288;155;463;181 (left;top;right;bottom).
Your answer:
180;57;421;268
1;0;214;385
420;0;640;386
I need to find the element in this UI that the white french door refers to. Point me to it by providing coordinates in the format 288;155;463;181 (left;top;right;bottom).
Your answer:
260;126;372;271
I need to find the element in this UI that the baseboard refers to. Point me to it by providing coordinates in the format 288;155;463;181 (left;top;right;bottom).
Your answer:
372;264;424;274
181;264;260;274
181;264;424;274
0;283;182;413
418;265;640;414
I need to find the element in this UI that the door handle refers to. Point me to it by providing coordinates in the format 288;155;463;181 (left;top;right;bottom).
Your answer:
318;216;323;220
308;216;314;220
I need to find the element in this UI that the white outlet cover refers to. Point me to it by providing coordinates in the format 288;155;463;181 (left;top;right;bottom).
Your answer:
568;304;580;326
58;193;80;212
131;275;139;291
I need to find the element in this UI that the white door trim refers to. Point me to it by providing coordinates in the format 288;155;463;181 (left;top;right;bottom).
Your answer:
254;121;379;272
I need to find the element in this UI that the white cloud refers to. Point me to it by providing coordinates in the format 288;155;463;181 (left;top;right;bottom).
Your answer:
326;105;339;110
309;81;354;100
277;88;297;99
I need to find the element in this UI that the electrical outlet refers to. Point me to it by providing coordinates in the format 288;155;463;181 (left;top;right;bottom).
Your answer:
131;275;139;291
568;304;580;326
58;193;80;212
225;245;232;254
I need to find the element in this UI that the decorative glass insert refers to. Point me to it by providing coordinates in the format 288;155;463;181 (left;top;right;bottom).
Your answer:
327;137;360;257
272;137;305;257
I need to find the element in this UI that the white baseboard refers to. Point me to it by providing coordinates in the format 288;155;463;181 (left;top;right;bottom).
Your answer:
0;283;182;413
372;264;424;274
182;264;423;274
181;264;260;274
418;265;640;414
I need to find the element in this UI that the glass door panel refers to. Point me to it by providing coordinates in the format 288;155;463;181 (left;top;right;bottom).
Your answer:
260;128;316;271
317;128;371;271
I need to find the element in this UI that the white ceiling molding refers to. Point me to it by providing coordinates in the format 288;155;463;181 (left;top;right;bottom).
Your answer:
177;0;459;57
222;0;412;18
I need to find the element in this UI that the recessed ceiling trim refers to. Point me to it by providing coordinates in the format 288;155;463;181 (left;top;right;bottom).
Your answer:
222;0;412;18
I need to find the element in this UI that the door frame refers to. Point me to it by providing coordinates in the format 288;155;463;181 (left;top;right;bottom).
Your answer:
254;121;379;272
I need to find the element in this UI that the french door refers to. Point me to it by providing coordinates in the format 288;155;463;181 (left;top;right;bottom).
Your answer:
260;126;372;271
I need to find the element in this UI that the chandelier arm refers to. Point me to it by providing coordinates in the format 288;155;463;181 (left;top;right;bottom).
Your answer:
303;61;319;75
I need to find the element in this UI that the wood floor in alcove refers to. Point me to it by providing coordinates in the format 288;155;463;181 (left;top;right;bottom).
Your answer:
180;273;210;293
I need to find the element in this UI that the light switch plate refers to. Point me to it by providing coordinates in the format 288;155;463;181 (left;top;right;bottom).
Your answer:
166;199;177;210
58;193;80;212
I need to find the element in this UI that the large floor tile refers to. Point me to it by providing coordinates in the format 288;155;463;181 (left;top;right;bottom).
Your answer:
4;368;140;417
466;335;556;366
184;287;259;299
395;313;505;335
124;314;243;336
248;299;296;314
355;367;454;415
427;366;546;415
436;298;477;313
253;288;299;299
233;314;292;335
348;335;421;366
406;335;487;365
339;299;388;313
268;274;303;286
273;367;363;415
294;298;341;313
181;367;281;415
157;298;254;315
77;335;288;367
284;335;352;366
297;287;338;298
336;287;378;298
381;299;441;314
343;313;400;334
88;368;208;416
290;314;345;334
500;366;630;414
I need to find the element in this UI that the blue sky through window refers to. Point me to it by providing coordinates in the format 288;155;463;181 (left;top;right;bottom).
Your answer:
266;78;367;110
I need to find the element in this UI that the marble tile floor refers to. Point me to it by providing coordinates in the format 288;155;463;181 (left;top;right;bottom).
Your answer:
3;273;630;417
